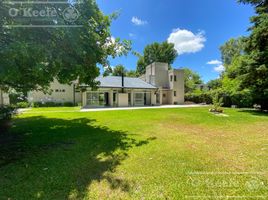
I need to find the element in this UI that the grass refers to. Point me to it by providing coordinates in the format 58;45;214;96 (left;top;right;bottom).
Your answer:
0;107;267;199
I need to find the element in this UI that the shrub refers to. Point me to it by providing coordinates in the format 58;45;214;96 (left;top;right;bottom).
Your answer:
0;106;16;132
32;101;77;107
16;101;30;108
185;92;212;104
210;94;224;113
63;102;75;107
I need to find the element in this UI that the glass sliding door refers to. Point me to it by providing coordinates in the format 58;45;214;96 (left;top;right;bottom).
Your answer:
134;93;144;106
87;92;106;107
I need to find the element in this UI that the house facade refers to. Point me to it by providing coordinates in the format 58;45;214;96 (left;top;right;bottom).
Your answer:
27;80;82;105
81;62;184;107
28;62;184;107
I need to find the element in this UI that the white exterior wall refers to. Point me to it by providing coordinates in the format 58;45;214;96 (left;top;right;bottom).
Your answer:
28;79;81;104
169;69;184;104
144;62;184;105
118;93;128;107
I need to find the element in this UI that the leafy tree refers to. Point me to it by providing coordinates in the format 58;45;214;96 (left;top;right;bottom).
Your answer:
136;42;177;75
112;65;127;76
183;68;203;93
0;0;131;93
136;57;146;76
237;0;268;110
220;37;245;67
126;70;138;77
103;66;113;77
207;79;222;90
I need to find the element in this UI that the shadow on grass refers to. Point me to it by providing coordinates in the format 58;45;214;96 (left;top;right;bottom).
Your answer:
238;109;268;117
0;116;151;199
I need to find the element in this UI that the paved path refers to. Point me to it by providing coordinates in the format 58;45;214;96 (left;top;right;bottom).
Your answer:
81;104;208;112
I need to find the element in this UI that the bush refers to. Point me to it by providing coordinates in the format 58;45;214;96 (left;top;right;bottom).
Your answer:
16;101;30;108
0;106;16;133
63;102;75;107
32;101;77;107
186;89;254;108
185;92;212;104
209;94;224;113
0;106;15;121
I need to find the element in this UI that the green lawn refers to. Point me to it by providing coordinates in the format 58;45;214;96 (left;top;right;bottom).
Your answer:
0;107;267;199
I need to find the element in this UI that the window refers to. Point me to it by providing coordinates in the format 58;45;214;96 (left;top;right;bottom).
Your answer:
62;89;65;92
55;89;59;92
174;75;177;82
163;93;166;98
170;75;173;82
174;91;177;97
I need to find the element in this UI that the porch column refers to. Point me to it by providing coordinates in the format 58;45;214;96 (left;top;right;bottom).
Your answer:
159;89;163;105
82;92;87;107
130;90;134;106
109;90;113;106
151;90;156;105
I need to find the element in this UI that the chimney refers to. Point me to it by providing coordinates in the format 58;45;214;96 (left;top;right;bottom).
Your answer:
121;73;124;93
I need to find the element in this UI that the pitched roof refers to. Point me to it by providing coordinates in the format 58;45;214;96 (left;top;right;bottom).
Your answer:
95;76;156;89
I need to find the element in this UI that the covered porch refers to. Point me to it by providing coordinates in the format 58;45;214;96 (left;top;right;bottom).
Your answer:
82;88;159;108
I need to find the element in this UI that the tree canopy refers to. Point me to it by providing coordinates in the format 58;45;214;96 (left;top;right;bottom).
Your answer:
136;42;177;75
183;68;203;93
0;0;131;93
103;64;138;77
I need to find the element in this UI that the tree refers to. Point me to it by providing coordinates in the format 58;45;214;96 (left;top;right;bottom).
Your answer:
0;0;131;93
136;42;177;75
103;66;113;77
112;65;127;76
183;68;203;93
220;37;245;67
126;70;138;77
207;79;222;90
237;0;268;110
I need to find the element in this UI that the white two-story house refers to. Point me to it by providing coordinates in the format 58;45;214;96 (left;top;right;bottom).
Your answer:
28;62;184;107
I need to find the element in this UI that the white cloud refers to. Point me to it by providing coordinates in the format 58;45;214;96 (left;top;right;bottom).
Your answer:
167;28;206;55
214;64;225;73
131;17;148;26
207;59;222;65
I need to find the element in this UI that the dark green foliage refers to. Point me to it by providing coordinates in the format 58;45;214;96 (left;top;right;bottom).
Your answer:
103;65;138;77
0;106;16;133
16;102;30;108
220;37;245;66
126;70;138;77
185;92;212;104
33;101;77;107
183;68;203;93
205;1;268;110
136;42;177;75
207;79;222;90
0;106;15;121
112;64;127;76
0;0;131;93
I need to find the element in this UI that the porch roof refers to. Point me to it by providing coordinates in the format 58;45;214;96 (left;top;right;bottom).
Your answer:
95;76;157;89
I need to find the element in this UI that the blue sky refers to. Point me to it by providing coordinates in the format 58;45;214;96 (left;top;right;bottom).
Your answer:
96;0;254;82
